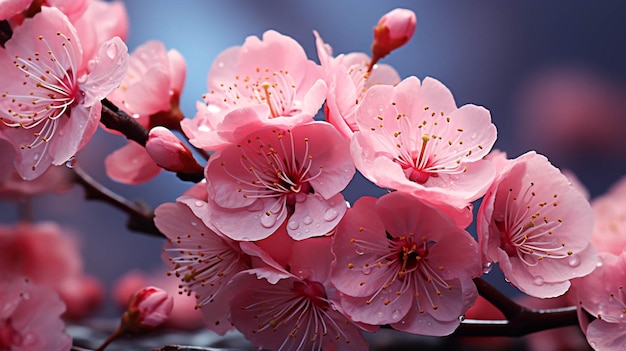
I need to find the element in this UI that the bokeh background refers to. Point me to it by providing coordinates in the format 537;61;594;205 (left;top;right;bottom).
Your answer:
2;0;626;346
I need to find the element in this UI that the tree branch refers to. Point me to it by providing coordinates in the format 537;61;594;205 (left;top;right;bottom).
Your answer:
72;166;162;237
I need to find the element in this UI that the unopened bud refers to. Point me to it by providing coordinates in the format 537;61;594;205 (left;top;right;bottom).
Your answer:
146;126;203;174
370;8;416;69
121;286;173;332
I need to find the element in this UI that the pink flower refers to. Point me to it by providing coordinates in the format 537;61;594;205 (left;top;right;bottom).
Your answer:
154;200;251;334
574;252;626;350
314;30;401;139
0;221;102;319
181;30;327;151
0;6;128;180
121;286;173;331
0;276;71;351
590;176;626;255
371;8;416;63
478;151;597;298
351;76;497;226
330;192;481;336
204;121;354;241
104;40;187;184
0;164;73;199
0;0;30;20
230;236;370;351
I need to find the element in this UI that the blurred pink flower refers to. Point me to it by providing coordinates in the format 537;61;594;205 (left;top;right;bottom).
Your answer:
371;8;416;64
478;151;597;298
154;200;251;334
574;251;626;350
0;221;102;319
331;192;481;336
121;286;173;331
0;164;73;199
0;0;30;20
105;40;187;184
590;176;626;255
113;269;204;331
0;276;71;351
314;30;401;139
204;121;354;241
72;0;128;65
351;76;496;226
181;29;327;151
0;6;128;180
0;0;87;23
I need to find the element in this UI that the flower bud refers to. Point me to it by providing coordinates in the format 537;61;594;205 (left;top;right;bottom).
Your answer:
371;8;416;63
121;286;173;332
145;126;203;174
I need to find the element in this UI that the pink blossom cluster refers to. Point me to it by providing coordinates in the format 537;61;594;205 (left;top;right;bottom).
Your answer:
0;3;610;351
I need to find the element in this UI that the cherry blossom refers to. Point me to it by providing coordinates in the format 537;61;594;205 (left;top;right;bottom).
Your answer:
154;200;251;335
105;40;186;184
0;221;103;319
0;6;128;180
478;151;597;298
314;30;400;139
351;76;496;225
121;286;174;331
229;235;370;351
181;29;327;151
330;192;480;336
0;276;71;351
204;121;354;241
145;126;202;174
590;176;626;255
574;251;626;350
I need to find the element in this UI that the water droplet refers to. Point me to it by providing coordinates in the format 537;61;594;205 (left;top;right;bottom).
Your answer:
323;208;339;222
303;216;313;225
533;276;545;286
190;221;198;227
33;153;40;161
361;266;372;275
288;221;299;230
21;293;29;300
458;315;465;322
482;262;493;274
376;311;384;320
106;43;118;59
304;228;310;233
194;200;204;207
355;247;365;255
568;254;581;268
217;62;225;68
65;156;76;168
470;132;477;139
261;214;277;228
242;236;250;241
391;309;403;321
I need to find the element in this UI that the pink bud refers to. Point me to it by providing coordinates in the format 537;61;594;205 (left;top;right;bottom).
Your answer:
371;8;416;62
121;286;173;331
145;126;203;174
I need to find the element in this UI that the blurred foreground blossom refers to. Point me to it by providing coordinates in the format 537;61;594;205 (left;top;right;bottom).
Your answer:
121;286;174;332
0;276;71;351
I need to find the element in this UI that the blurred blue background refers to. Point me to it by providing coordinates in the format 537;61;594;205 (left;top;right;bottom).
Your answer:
2;0;626;321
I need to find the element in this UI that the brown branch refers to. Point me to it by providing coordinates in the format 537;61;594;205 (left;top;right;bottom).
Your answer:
0;20;12;47
72;166;163;237
101;98;150;147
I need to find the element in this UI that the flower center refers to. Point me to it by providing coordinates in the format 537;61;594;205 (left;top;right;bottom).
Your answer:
292;280;328;309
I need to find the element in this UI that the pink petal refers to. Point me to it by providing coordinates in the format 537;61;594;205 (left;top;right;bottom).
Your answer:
81;36;129;107
105;141;162;184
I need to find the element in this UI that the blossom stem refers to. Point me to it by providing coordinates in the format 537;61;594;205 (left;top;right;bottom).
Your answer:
0;20;12;47
101;98;150;147
93;326;124;351
72;165;162;237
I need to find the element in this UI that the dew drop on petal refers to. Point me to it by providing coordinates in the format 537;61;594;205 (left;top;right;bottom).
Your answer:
568;254;581;268
362;266;372;275
261;214;277;228
355;247;365;255
533;276;545;286
288;221;299;230
323;208;339;222
482;262;493;274
21;293;29;300
242;236;250;241
106;43;118;59
190;221;197;227
391;309;403;321
65;156;76;168
303;216;313;225
33;153;40;161
458;315;465;322
194;200;204;208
